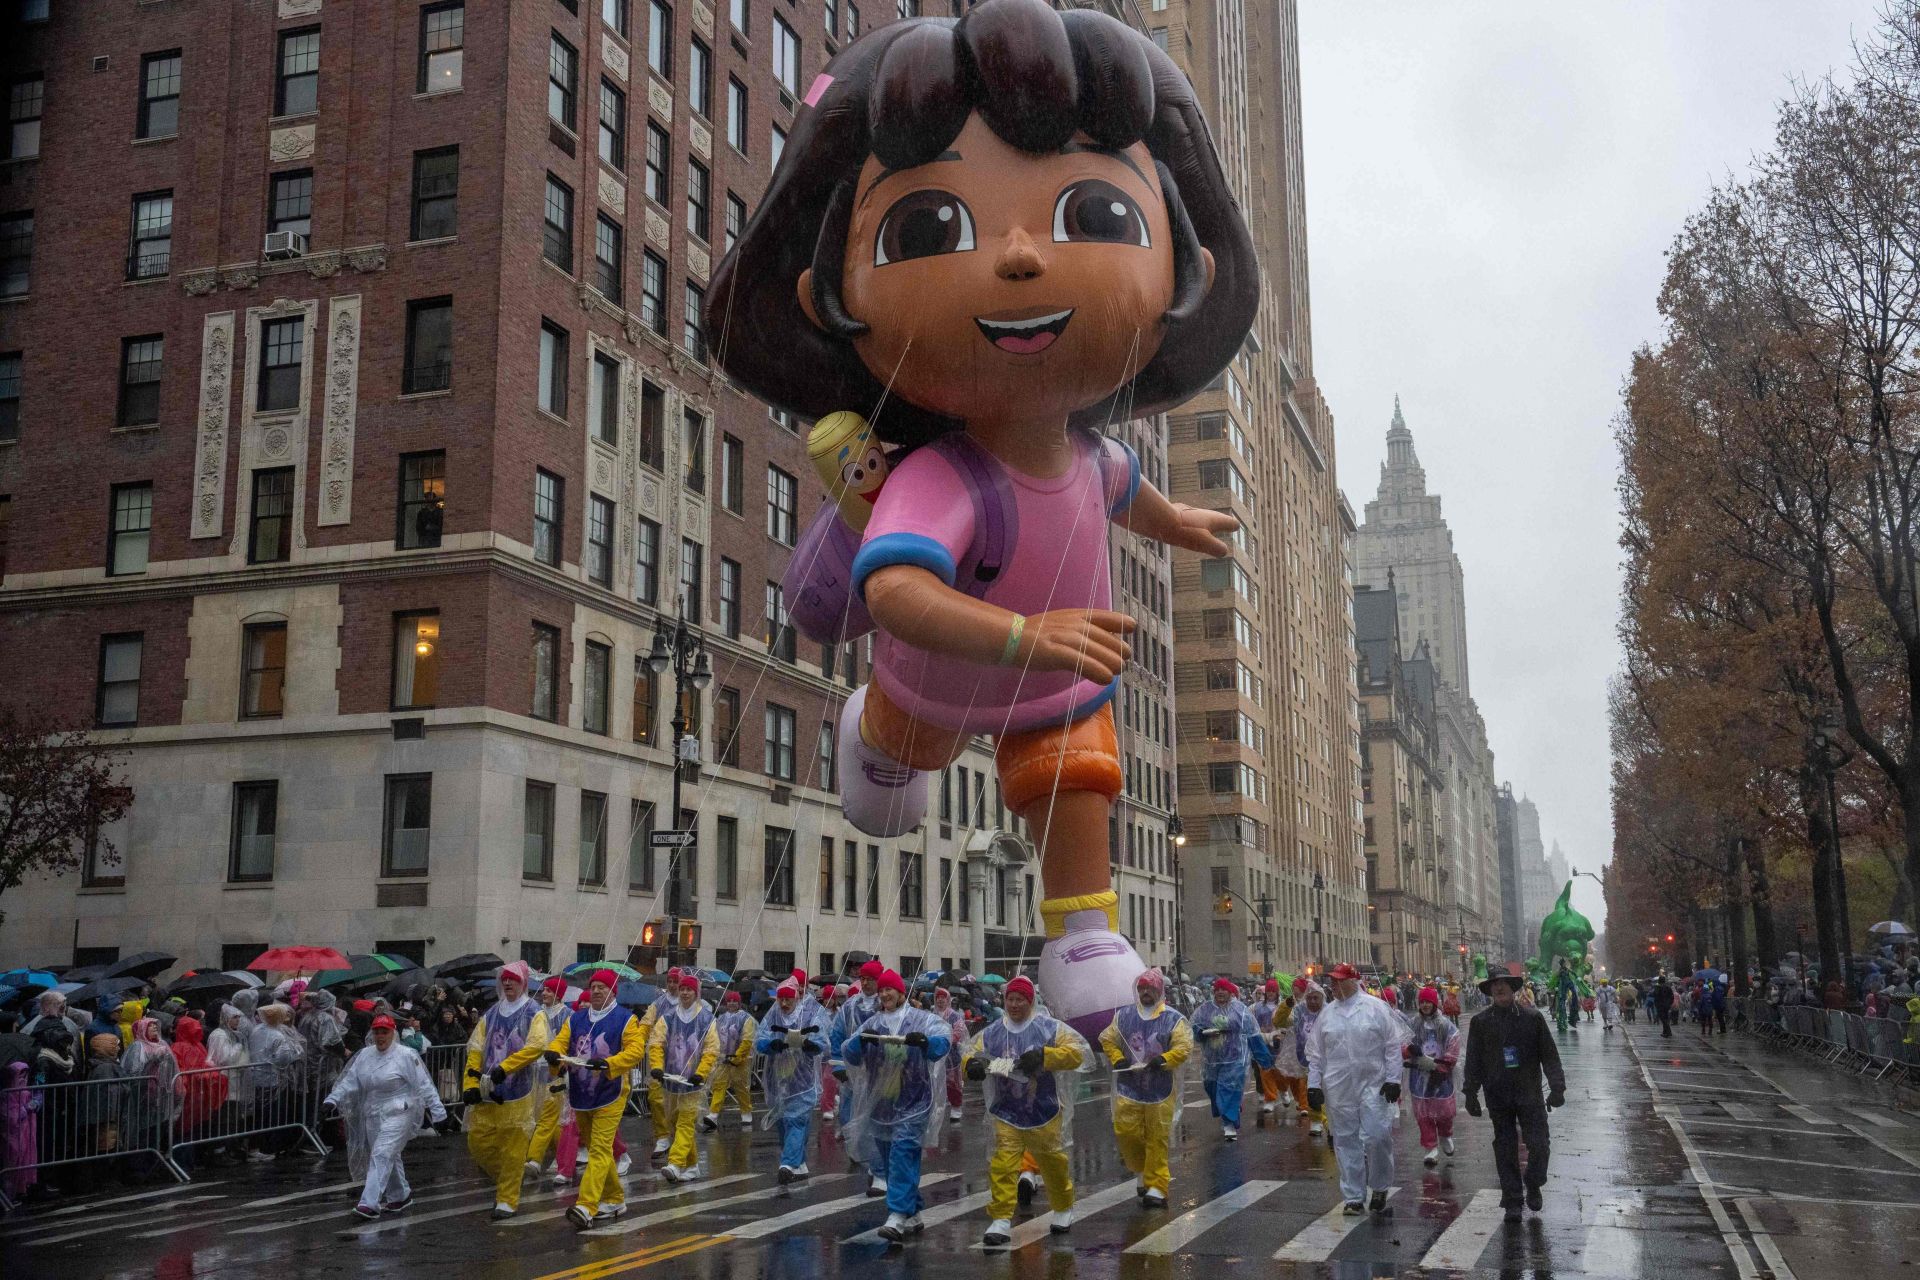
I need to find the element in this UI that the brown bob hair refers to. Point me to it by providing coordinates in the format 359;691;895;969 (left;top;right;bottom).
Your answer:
706;0;1260;449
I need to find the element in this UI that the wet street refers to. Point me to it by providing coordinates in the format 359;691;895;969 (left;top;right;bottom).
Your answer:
5;1016;1916;1279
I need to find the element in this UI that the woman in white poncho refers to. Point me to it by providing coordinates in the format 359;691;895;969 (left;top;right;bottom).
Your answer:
322;1014;458;1218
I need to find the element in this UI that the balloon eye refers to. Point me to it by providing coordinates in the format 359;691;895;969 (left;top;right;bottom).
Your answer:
1052;179;1150;247
875;190;976;266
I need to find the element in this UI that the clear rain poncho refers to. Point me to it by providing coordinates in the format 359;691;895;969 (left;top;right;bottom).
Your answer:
653;1001;718;1131
324;1040;445;1181
1305;988;1409;1201
119;1018;181;1129
842;1004;950;1165
1190;997;1268;1085
755;1001;828;1129
469;994;549;1107
208;1006;253;1105
964;1011;1089;1147
1103;999;1191;1140
298;991;348;1097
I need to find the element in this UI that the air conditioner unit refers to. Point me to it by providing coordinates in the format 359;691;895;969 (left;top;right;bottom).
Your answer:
263;230;307;260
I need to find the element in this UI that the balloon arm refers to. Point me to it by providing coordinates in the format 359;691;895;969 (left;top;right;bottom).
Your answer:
1115;480;1238;557
865;565;1025;665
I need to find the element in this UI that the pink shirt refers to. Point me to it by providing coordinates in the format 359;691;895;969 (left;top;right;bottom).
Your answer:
850;431;1137;735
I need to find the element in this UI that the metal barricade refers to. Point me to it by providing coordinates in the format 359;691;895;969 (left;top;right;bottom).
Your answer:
168;1060;329;1161
420;1043;469;1108
0;1069;189;1205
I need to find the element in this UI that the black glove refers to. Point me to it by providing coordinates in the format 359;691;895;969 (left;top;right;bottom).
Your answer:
903;1031;929;1049
651;1068;666;1082
1307;1088;1324;1111
489;1065;508;1087
1464;1094;1483;1118
1546;1088;1566;1110
433;1114;460;1135
1016;1047;1046;1075
832;1066;848;1082
765;1039;786;1053
586;1058;609;1073
802;1040;821;1056
1381;1082;1401;1103
1146;1052;1167;1070
462;1087;483;1107
965;1057;988;1082
542;1050;562;1068
688;1073;704;1087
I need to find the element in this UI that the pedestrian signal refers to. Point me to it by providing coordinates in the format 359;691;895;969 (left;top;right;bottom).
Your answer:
640;920;665;948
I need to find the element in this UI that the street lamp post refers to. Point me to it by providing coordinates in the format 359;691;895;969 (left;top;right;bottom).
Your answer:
1812;712;1856;994
1169;813;1188;985
647;598;712;969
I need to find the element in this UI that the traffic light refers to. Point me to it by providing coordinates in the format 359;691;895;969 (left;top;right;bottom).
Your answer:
1458;944;1468;955
640;920;665;948
1665;934;1675;943
679;922;702;951
1215;895;1234;916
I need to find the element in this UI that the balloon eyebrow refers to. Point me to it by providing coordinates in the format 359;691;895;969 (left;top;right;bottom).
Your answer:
1060;142;1151;187
861;151;964;205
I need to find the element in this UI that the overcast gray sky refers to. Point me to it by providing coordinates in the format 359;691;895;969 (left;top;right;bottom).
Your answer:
1297;0;1887;933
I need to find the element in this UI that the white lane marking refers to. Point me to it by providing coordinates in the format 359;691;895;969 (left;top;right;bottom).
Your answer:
1652;1083;1785;1098
1782;1104;1833;1125
1417;1189;1506;1271
729;1172;957;1240
1647;1065;1740;1075
1687;1147;1920;1176
1272;1188;1398;1262
1841;1123;1920;1172
1718;1102;1762;1121
972;1178;1137;1252
241;1179;389;1208
1581;1197;1644;1279
1627;1032;1761;1280
566;1173;803;1237
844;1189;992;1244
23;1196;232;1247
0;1182;200;1232
1735;1198;1799;1280
1668;1118;1854;1137
1847;1107;1903;1129
235;1183;493;1235
354;1171;761;1237
1716;1187;1920;1209
1123;1179;1285;1254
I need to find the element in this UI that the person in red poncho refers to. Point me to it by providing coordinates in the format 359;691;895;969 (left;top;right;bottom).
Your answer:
170;1015;229;1141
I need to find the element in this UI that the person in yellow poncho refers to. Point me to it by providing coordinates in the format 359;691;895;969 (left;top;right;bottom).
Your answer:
462;961;552;1219
541;969;650;1228
1098;969;1193;1208
638;966;684;1159
649;972;721;1184
703;991;756;1130
521;976;571;1177
1905;995;1920;1045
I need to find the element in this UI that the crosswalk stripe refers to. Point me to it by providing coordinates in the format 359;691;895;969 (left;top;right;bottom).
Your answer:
1272;1188;1397;1261
348;1172;761;1237
241;1178;381;1208
1717;1102;1761;1121
22;1196;232;1247
1687;1147;1920;1176
1123;1179;1285;1254
1846;1107;1903;1129
727;1173;958;1241
1734;1197;1799;1280
586;1173;858;1238
1782;1104;1833;1125
972;1179;1137;1252
844;1188;992;1243
1580;1197;1644;1278
0;1182;199;1233
1653;1083;1782;1098
514;1172;767;1233
235;1183;493;1235
1418;1189;1505;1270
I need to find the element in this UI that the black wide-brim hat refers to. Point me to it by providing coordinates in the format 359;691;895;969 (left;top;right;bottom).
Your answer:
1478;967;1527;996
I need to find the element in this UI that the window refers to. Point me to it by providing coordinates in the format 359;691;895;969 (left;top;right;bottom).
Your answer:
402;297;453;393
534;469;564;566
107;483;151;576
543;175;574;270
709;816;737;899
586;495;614;587
899;851;924;920
229;781;279;882
249;467;294;563
631;655;656;743
397;450;446;549
579;791;608;884
581;639;612;733
117;336;163;427
0;351;17;442
594;215;624;302
598;79;626;168
383;775;432;876
866;844;881;916
0;213;28;297
644;123;669;205
648;0;674;77
276;28;320;116
717;433;745;513
763;825;795;905
818;721;836;792
681;411;707;494
593;352;621;444
392;611;440;709
689;39;712;117
268;170;312;238
138;52;181;139
765;465;797;545
714;685;740;766
771;124;785;169
520;940;552;971
897;0;918;15
410;146;459;240
640;249;667;334
679;538;703;616
731;0;749;35
764;581;793;661
939;858;953;921
684;282;706;361
523;782;555;880
626;797;657;889
724;192;746;252
548;33;578;128
241;621;286;721
538;320;569;416
8;76;41;159
636;516;660;603
848;1;860;36
686;158;710;241
727;78;747;154
604;0;631;37
773;16;800;95
764;702;796;780
419;4;464;92
640;381;665;468
97;633;142;726
257;316;304;412
824;0;838;38
718;557;740;637
127;193;172;280
531;622;560;720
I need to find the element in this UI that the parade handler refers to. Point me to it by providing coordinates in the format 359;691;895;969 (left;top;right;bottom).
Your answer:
1306;963;1408;1215
1191;977;1271;1140
1098;969;1193;1208
843;970;953;1243
322;1015;458;1220
704;991;756;1130
649;972;720;1184
463;961;552;1218
756;976;829;1182
542;970;649;1228
1462;967;1566;1222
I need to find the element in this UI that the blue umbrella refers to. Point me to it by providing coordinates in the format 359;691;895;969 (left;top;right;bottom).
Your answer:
0;969;57;992
695;967;732;984
616;980;661;1009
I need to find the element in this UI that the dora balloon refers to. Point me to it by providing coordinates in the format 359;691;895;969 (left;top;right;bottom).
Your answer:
708;0;1257;1037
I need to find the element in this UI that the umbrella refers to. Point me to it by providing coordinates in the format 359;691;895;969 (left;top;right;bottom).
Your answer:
976;974;1007;985
1867;921;1915;938
695;967;732;984
429;953;506;980
65;975;149;1006
103;952;178;982
59;963;115;983
563;960;645;982
615;980;662;1008
0;969;57;994
163;970;260;1001
315;954;420;990
249;946;350;973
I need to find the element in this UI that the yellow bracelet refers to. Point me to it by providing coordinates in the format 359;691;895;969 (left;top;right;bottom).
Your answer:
998;615;1026;666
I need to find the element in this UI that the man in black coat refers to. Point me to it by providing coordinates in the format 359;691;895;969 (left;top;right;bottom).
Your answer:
1462;969;1566;1223
1652;975;1676;1037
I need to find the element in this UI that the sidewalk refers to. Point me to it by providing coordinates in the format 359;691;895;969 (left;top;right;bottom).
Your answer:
1717;1019;1919;1115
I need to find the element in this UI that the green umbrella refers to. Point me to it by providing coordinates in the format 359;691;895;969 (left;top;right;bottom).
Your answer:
315;954;418;989
976;974;1007;985
564;960;646;982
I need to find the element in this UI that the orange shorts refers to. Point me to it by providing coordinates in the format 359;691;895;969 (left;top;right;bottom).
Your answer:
861;686;1121;811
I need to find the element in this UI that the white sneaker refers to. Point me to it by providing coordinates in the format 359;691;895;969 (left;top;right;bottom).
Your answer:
1310;1121;1325;1136
699;1113;719;1132
652;1137;670;1157
552;1171;572;1185
778;1165;796;1184
1050;1208;1073;1234
792;1162;810;1179
879;1212;910;1242
740;1113;754;1127
492;1202;515;1220
615;1153;632;1176
983;1218;1012;1247
1142;1188;1167;1209
661;1164;684;1183
1423;1147;1439;1166
523;1159;541;1177
593;1203;627;1222
902;1214;924;1234
1261;1102;1276;1114
869;1175;888;1197
948;1106;964;1122
1223;1124;1238;1140
1442;1136;1456;1156
838;686;927;837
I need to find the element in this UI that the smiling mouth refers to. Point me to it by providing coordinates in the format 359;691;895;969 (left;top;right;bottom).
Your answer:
974;308;1074;355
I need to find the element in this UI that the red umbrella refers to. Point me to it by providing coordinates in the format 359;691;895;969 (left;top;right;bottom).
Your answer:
248;945;350;973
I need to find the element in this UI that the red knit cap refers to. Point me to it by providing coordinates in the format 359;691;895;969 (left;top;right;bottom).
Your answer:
1213;978;1239;995
859;960;885;980
542;975;568;996
678;973;700;991
1419;986;1440;1007
1004;976;1035;1001
1265;979;1280;994
723;990;742;1004
776;978;801;999
877;969;906;995
589;968;619;990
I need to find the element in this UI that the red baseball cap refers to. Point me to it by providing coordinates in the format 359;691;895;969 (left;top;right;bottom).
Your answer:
1328;963;1361;982
371;1014;396;1031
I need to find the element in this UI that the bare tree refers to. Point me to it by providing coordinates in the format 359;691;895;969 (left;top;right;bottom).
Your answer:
0;710;133;924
